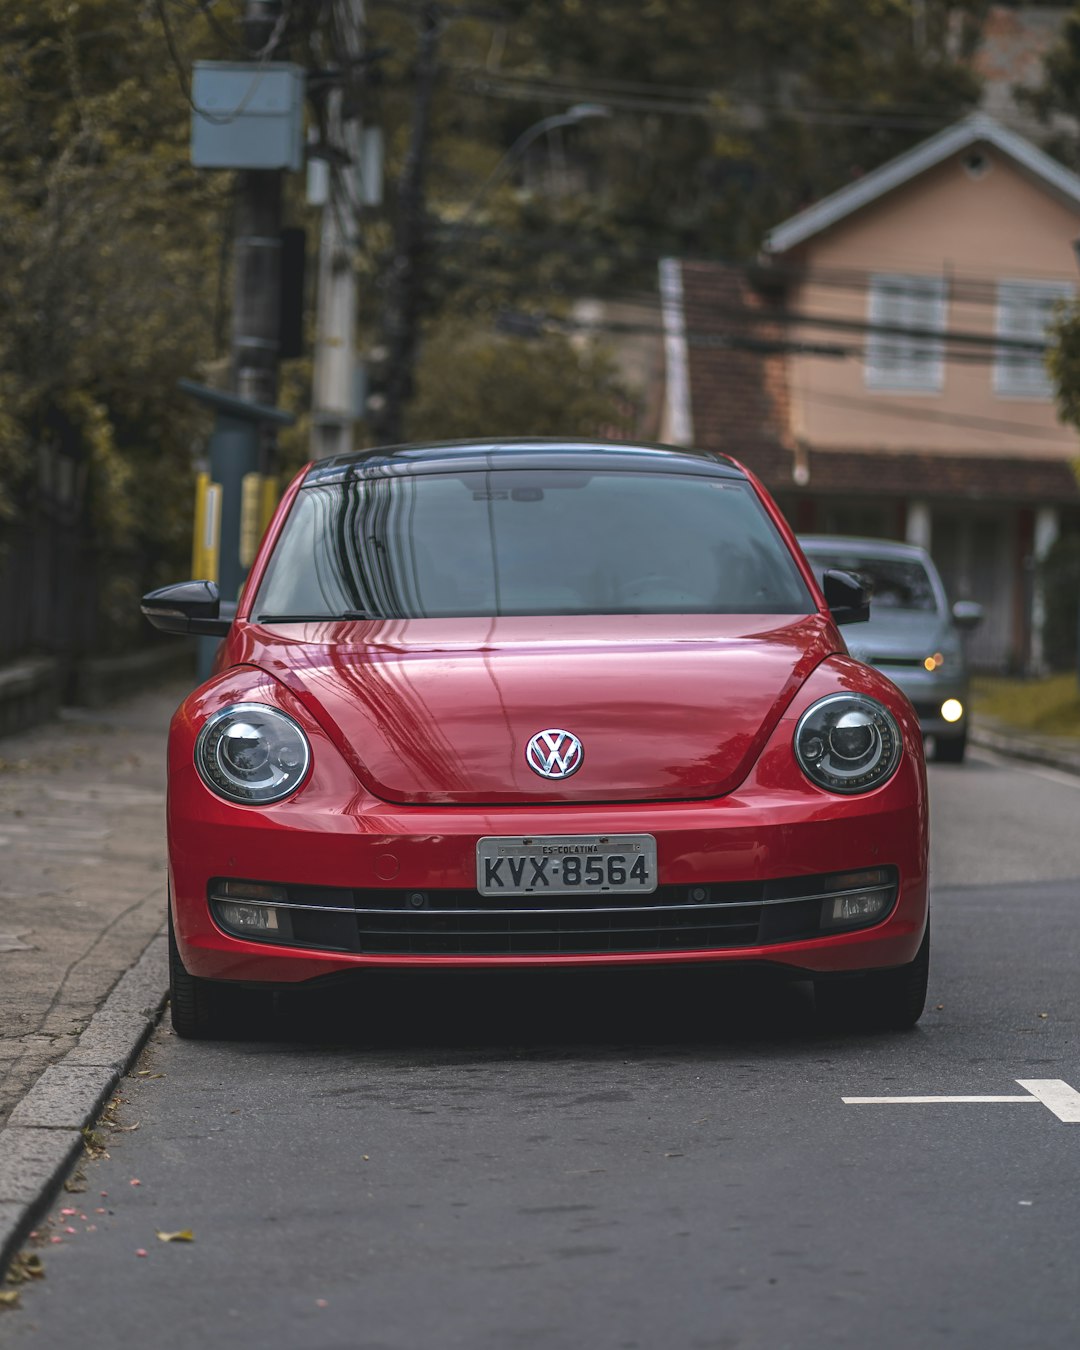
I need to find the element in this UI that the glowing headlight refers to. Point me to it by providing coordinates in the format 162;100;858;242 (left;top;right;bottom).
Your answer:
195;703;311;805
794;693;902;795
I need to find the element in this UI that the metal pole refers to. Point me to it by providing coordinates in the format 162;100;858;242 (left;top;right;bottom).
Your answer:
310;0;365;461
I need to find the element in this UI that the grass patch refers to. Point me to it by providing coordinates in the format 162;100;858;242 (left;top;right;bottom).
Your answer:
973;672;1080;738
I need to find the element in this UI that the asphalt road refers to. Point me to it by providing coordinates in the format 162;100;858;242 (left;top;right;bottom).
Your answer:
5;748;1080;1350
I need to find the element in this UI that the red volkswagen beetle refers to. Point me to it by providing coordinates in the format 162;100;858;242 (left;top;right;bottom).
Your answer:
143;440;929;1037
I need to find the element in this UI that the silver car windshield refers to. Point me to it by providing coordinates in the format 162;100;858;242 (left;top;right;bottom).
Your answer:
805;554;938;614
254;469;814;620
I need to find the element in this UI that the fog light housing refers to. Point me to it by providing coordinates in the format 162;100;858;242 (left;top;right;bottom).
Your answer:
210;880;289;939
819;868;896;931
941;698;963;723
218;901;280;932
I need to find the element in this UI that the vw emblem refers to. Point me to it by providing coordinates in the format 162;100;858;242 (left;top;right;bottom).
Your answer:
525;728;584;780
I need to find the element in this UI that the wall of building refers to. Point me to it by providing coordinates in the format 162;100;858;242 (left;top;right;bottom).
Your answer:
784;148;1080;456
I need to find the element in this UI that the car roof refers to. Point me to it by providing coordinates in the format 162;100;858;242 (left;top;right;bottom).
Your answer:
797;534;932;564
303;438;745;486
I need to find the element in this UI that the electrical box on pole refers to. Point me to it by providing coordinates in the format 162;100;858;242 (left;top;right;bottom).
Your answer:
191;62;306;171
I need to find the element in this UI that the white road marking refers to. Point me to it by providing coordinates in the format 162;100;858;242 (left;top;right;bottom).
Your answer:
843;1079;1080;1123
1016;1079;1080;1123
842;1095;1037;1105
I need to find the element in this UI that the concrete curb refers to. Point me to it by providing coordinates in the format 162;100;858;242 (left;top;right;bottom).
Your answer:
0;934;168;1277
970;724;1080;778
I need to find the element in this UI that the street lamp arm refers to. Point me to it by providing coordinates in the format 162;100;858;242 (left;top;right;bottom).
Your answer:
454;104;610;229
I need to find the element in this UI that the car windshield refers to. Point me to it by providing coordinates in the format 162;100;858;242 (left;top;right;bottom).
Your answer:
804;552;938;613
254;468;814;619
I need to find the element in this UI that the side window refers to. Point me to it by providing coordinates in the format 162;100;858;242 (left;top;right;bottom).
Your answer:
994;280;1073;399
865;274;947;393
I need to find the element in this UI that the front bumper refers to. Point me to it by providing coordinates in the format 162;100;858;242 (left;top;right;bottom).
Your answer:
170;786;928;985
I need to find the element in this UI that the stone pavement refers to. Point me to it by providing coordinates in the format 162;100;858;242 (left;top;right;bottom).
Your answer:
0;680;187;1129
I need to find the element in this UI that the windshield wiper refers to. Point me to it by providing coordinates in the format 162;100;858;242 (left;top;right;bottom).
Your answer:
255;610;381;623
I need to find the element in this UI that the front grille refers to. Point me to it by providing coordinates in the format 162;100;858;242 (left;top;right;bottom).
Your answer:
208;870;898;957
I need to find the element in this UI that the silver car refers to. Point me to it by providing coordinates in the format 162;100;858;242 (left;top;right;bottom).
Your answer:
798;536;982;763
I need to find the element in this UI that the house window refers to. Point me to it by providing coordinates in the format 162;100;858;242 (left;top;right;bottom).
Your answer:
865;274;947;393
994;280;1073;399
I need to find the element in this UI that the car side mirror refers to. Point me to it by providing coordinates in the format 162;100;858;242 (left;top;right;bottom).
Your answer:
141;581;235;637
822;568;870;625
951;600;983;630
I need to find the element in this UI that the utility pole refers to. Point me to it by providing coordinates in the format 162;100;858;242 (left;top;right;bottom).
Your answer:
232;0;285;440
310;0;366;461
186;0;302;677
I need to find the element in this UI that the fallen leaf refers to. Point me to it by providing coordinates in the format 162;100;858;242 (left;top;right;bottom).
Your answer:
1038;1013;1049;1020
129;1179;141;1187
135;1249;147;1258
60;1209;76;1217
0;1290;21;1309
4;1253;45;1285
155;1230;195;1244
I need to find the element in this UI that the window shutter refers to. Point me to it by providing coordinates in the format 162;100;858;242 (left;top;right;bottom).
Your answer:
866;275;946;392
994;281;1072;398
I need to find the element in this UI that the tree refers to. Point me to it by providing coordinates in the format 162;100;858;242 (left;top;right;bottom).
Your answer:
360;0;985;443
1023;2;1080;443
0;1;237;646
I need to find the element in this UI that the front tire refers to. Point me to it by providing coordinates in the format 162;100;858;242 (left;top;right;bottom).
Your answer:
934;729;967;764
168;906;272;1039
815;922;930;1032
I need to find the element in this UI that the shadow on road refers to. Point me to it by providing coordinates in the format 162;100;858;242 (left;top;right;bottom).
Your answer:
207;966;915;1060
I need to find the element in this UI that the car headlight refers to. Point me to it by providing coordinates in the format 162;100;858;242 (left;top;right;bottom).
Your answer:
794;693;902;794
195;703;311;804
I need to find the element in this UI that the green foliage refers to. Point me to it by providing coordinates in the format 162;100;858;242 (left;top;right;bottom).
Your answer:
362;0;985;422
0;0;233;643
1033;8;1080;426
405;320;634;443
1047;301;1080;433
1014;5;1080;170
1038;531;1080;672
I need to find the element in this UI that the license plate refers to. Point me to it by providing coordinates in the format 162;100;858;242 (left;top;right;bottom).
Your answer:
476;835;658;898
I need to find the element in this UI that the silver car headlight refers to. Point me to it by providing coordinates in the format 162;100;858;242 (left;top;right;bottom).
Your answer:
195;703;311;805
794;693;902;794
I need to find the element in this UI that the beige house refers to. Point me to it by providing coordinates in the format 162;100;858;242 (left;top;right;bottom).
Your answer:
661;114;1080;671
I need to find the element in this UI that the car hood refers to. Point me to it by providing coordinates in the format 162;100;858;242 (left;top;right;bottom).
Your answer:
236;614;835;805
843;612;952;664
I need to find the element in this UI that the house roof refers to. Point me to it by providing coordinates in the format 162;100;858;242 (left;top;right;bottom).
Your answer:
764;113;1080;256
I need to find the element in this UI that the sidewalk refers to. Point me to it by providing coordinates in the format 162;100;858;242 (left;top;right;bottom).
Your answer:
0;681;185;1127
970;712;1080;776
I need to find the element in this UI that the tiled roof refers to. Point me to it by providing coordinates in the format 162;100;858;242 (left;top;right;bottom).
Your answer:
796;447;1080;503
